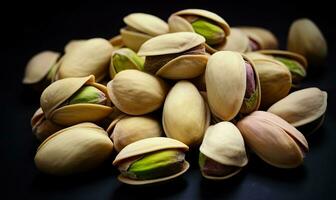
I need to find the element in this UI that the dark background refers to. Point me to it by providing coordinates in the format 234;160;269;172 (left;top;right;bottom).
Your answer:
1;0;336;199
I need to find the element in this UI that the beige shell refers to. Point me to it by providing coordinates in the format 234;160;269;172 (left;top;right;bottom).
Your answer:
200;122;248;179
222;28;250;52
109;35;125;49
57;38;113;82
110;115;163;152
40;75;113;126
237;111;308;168
252;58;292;109
64;39;87;53
35;122;113;175
162;81;210;147
258;49;308;69
238;26;278;50
107;70;168;115
23;51;60;84
205;51;260;121
287;18;327;65
268;87;327;128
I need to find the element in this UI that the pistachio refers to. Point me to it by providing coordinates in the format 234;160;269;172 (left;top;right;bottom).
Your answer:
288;18;327;65
113;137;189;185
34;122;113;175
237;111;309;168
68;86;107;105
191;19;225;45
110;48;144;78
64;39;86;53
274;57;306;85
238;27;278;50
109;35;125;49
199;122;248;179
222;28;250;53
106;70;168;115
268;87;327;135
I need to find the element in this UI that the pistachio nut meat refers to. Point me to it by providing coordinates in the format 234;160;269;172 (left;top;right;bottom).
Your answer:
113;137;189;185
40;75;113;126
288;18;327;66
205;51;261;121
138;32;208;79
34;122;113;175
222;28;250;53
120;13;169;51
258;50;307;86
107;69;168;115
237;26;278;51
162;81;210;147
168;9;230;53
108;115;163;152
22;51;61;90
268;87;327;135
109;48;144;78
56;38;113;82
237;111;309;168
199;122;248;180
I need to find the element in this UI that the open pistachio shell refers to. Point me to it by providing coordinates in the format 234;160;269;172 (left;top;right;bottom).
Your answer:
113;137;189;185
107;70;168;115
40;75;113;126
268;87;327;134
168;9;230;53
222;28;250;53
57;38;113;82
162;81;210;147
238;27;278;50
110;115;163;152
23;51;61;84
35;122;113;175
199;122;248;180
121;13;169;51
288;18;327;65
237;111;308;168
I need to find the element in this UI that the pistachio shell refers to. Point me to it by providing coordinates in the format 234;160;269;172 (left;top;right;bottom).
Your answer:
199;122;248;179
258;50;307;69
107;70;168;115
23;51;60;84
268;87;327;130
162;81;210;147
64;39;87;53
35;122;113;175
110;116;163;152
109;35;124;49
238;27;278;50
58;38;113;82
124;13;169;36
222;28;250;52
288;18;327;65
120;28;152;52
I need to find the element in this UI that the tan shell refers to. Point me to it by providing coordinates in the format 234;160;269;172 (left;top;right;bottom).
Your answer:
40;75;113;126
200;122;248;179
222;28;250;52
120;29;152;52
237;111;308;168
64;39;87;53
109;35;125;49
268;87;327;127
238;26;278;50
107;70;168;115
252;58;292;109
258;49;308;69
205;51;260;121
287;18;327;65
35;122;113;175
110;115;163;152
245;52;273;60
23;51;60;84
162;81;210;147
57;38;113;82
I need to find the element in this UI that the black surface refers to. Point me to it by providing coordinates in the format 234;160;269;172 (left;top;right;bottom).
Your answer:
2;0;336;199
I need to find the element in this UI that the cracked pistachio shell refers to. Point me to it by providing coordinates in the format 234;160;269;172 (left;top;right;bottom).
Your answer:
168;9;230;53
238;26;278;50
35;122;113;175
251;58;292;109
205;51;260;121
57;38;113;82
222;28;250;53
40;75;113;126
23;51;61;84
268;87;327;134
120;13;169;51
109;116;163;152
288;18;327;65
138;32;208;79
113;137;189;185
162;81;210;147
107;70;168;115
200;122;248;179
237;111;309;168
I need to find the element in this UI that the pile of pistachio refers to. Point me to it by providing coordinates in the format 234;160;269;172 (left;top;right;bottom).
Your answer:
23;9;328;185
